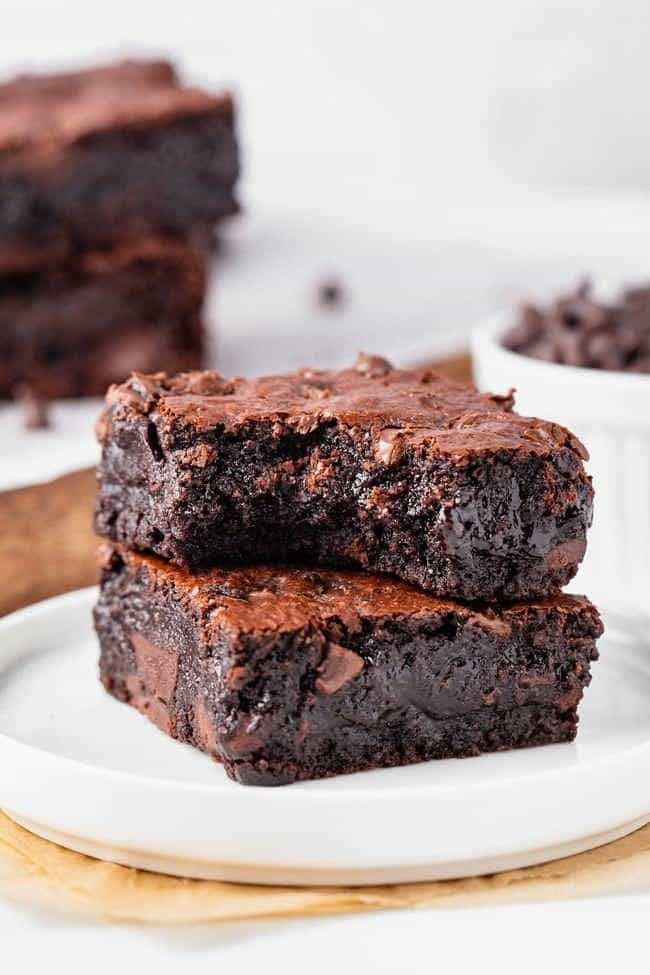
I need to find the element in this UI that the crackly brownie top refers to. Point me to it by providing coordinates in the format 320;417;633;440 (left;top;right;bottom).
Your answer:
0;58;233;161
101;544;602;641
503;279;650;373
99;353;589;462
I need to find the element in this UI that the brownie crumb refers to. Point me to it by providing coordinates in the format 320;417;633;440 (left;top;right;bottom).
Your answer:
14;384;50;430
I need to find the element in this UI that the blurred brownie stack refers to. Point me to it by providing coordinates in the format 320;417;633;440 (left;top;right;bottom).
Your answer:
93;356;602;786
0;59;239;397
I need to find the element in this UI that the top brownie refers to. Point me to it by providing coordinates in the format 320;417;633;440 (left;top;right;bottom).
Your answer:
94;354;593;602
0;59;238;272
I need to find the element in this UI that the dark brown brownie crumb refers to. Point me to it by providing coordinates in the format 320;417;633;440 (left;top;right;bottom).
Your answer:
14;383;50;429
503;279;650;372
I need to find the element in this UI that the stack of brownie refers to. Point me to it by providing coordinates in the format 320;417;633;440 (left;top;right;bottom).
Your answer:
93;354;602;786
0;59;239;398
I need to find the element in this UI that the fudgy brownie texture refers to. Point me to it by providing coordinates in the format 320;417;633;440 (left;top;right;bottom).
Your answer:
503;279;650;373
0;59;238;273
94;355;593;602
0;237;205;398
94;545;602;786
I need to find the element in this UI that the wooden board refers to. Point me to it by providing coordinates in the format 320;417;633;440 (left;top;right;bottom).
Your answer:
0;468;97;617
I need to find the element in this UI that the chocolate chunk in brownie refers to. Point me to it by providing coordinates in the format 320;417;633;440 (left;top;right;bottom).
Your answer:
503;279;650;373
94;356;593;602
0;237;205;398
0;59;238;272
94;545;602;786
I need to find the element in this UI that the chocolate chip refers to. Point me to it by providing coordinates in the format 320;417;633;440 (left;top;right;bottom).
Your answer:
315;642;364;694
502;279;650;373
316;277;345;308
375;427;405;464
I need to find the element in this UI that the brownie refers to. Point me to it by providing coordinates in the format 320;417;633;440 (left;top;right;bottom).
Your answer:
0;59;238;273
94;355;593;602
503;279;650;373
94;544;602;786
0;237;205;398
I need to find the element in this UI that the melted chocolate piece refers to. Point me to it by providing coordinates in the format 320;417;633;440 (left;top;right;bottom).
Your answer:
130;632;178;704
315;643;365;694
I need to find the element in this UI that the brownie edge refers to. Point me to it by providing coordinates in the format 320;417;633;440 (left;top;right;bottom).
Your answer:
94;545;602;786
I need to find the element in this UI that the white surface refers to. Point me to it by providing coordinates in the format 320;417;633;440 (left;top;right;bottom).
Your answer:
2;894;650;975
472;313;650;610
3;0;650;195
0;587;649;885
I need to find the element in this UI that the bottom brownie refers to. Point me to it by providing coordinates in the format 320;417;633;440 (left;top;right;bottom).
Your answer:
0;237;205;398
94;545;602;786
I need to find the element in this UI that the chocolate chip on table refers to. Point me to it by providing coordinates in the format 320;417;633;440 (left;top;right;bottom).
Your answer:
316;277;345;308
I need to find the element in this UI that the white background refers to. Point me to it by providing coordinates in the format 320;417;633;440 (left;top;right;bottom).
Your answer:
1;1;650;968
3;893;650;973
4;0;650;195
4;1;650;486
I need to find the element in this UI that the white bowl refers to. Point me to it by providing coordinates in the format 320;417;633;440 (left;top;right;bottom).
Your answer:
471;313;650;609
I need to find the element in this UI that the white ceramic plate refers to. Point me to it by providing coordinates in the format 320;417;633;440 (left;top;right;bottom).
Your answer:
0;588;649;886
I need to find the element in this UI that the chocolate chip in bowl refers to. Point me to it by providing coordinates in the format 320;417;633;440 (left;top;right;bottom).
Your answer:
501;279;650;373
